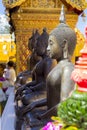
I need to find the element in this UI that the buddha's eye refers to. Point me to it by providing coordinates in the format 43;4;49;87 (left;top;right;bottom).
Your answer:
48;38;53;46
49;40;53;46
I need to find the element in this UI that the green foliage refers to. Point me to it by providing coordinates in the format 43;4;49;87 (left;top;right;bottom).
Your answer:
58;90;87;129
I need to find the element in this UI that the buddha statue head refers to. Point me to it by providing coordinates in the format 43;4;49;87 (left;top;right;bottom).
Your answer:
35;28;49;57
28;29;40;52
48;5;77;61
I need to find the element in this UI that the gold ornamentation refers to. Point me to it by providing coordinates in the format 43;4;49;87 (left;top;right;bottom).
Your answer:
72;28;85;63
20;0;62;8
3;0;26;8
21;0;31;7
31;0;55;8
3;0;87;10
3;0;62;9
66;0;87;10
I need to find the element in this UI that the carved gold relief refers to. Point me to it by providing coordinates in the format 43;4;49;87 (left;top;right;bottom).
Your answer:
3;0;87;10
66;0;87;10
72;28;85;63
21;0;31;7
31;0;55;8
3;0;26;8
21;0;62;8
15;33;31;73
12;13;78;30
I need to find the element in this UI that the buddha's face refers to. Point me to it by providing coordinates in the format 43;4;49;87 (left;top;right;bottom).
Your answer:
48;35;62;60
35;42;46;56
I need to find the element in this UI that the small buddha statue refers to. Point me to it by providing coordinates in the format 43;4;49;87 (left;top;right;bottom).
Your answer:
27;29;41;71
19;5;77;129
15;29;41;86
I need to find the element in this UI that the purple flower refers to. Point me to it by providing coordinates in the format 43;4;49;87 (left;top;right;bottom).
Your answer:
0;77;5;81
42;122;63;130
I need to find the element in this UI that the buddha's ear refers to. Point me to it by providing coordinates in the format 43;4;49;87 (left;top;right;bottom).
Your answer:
62;39;69;59
62;39;68;48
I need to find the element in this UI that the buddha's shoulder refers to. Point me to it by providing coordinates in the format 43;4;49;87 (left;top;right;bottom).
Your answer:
47;65;62;79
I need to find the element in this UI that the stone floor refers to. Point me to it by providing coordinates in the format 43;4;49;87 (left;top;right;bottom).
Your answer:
1;88;16;130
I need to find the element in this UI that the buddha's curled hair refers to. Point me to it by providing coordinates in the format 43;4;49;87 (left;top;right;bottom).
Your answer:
50;23;77;56
37;28;49;48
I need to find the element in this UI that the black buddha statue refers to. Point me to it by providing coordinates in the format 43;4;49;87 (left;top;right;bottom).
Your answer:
27;29;42;71
15;29;41;86
18;5;77;130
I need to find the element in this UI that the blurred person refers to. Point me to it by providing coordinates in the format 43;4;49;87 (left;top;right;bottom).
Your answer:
2;65;10;93
5;61;16;96
3;67;9;79
6;61;16;86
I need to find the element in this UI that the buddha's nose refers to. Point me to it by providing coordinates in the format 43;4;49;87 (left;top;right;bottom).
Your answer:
47;45;50;51
47;45;50;56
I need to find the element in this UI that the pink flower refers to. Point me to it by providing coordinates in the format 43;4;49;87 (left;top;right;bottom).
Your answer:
42;122;63;130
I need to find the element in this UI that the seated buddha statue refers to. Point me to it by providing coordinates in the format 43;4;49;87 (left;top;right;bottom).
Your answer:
15;28;57;105
15;29;41;86
27;29;42;71
18;5;77;129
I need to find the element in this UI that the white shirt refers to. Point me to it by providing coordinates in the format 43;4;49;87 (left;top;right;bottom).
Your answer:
8;68;16;86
